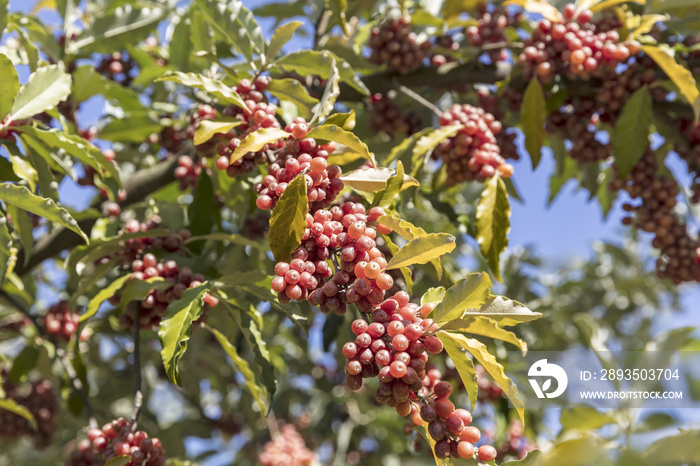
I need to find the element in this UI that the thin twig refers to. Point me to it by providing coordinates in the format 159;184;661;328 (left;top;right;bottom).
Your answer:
314;10;331;49
265;409;280;439
56;347;98;429
481;41;524;51
394;81;443;117
130;307;143;430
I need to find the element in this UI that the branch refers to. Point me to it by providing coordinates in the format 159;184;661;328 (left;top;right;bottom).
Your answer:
395;81;443;117
15;154;183;276
130;307;143;430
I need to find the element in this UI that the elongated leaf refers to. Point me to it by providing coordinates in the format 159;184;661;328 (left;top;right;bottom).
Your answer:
0;53;19;118
9;65;71;121
207;326;268;416
445;316;526;353
0;398;36;429
118;278;171;310
429;273;492;323
99;115;162;143
503;451;543;466
0;184;88;243
377;215;426;240
643;44;700;121
327;0;349;35
71;66;143;111
475;176;510;282
307;124;374;166
411;125;462;176
194;0;265;64
268;175;308;262
560;404;616;430
310;55;339;124
156;71;247;109
79;274;131;323
503;0;562;21
69;256;120;309
340;167;419;193
375;161;405;209
266;78;318;120
274;50;369;96
193;119;243;146
159;284;208;386
642;429;700;463
440;333;479;410
5;205;32;265
613;87;653;178
521;78;546;169
229;128;290;164
8;151;36;192
104;456;131;466
540;434;607;466
324;110;356;131
442;295;542;327
67;5;165;53
0;0;7;38
421;287;445;305
590;0;646;13
438;331;525;425
267;21;302;61
385;233;455;270
0;217;13;279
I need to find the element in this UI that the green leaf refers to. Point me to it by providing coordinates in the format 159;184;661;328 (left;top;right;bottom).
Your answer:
374;161;405;209
410;124;462;176
441;295;543;328
79;274;131;324
502;451;543;466
9;65;71;121
188;172;218;239
0;0;7;37
9;345;38;382
521;77;546;169
118;278;172;310
71;66;143;111
229;128;290;164
99;115;162;143
428;273;492;323
0;184;88;243
268;174;308;262
340;167;419;193
273;50;369;96
643;44;700;121
0;53;19;118
5;205;32;264
267;21;302;60
540;434;607;466
193;119;243;146
324;110;356;131
310;55;340;125
377;215;426;241
67;5;166;54
307;124;375;166
0;398;36;429
548;135;577;205
158;284;209;386
194;0;266;65
104;456;131;466
475;176;510;282
438;331;526;426
421;287;445;306
156;71;247;110
560;404;616;431
613;87;653;178
327;0;349;35
444;316;527;353
266;78;318;120
642;429;700;463
385;233;456;270
0;216;14;280
7;151;37;192
69;256;120;309
206;326;268;417
440;332;479;411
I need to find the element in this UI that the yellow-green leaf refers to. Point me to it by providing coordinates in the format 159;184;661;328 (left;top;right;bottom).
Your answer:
642;429;700;464
268;174;308;262
0;398;36;429
385;233;455;270
540;434;608;466
438;331;525;426
206;326;268;417
9;65;71;121
421;287;445;306
439;332;479;411
340;167;419;193
443;295;543;327
158;284;209;386
503;0;562;22
377;215;426;241
590;0;646;13
79;274;131;323
475;176;510;282
428;273;492;323
104;456;131;466
560;404;616;431
229;128;290;164
0;183;88;243
324;110;356;131
267;21;303;60
310;55;339;125
375;161;405;210
628;13;668;38
410;124;462;176
156;71;247;110
0;53;19;119
613;87;653;178
521;77;546;169
307;124;375;167
642;44;700;121
193;119;243;146
442;316;527;353
266;78;318;120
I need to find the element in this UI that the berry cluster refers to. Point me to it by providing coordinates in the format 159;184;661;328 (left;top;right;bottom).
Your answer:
548;104;610;163
475;88;520;161
495;420;537;461
173;154;203;191
519;4;640;82
254;122;342;211
676;119;700;203
368;16;430;75
431;103;513;185
96;52;136;85
258;424;316;466
68;418;166;466
0;375;58;448
117;253;218;329
610;149;700;284
430;34;460;68
466;8;522;63
43;301;79;342
369;93;423;138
